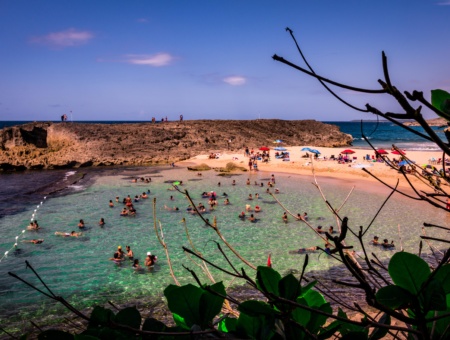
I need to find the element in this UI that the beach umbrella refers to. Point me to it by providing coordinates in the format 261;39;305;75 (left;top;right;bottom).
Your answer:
391;150;406;155
398;160;415;166
273;139;283;144
309;149;321;155
259;146;270;151
301;147;312;152
274;146;287;151
375;149;388;155
341;149;355;155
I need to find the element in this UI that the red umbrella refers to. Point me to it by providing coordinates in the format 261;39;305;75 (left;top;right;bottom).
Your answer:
341;149;355;155
259;146;270;151
391;150;406;155
375;149;388;155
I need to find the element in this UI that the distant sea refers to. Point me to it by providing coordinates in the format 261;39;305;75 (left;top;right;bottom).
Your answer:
1;120;446;151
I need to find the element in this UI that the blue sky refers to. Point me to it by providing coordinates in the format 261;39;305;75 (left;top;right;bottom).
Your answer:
1;1;449;122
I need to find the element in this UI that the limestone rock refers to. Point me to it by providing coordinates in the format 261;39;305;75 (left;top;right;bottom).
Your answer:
0;120;353;170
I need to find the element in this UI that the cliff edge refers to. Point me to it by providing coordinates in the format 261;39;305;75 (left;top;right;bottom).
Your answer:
0;120;352;170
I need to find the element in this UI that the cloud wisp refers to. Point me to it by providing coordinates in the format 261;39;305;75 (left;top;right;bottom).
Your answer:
125;53;175;67
223;76;247;86
31;28;94;48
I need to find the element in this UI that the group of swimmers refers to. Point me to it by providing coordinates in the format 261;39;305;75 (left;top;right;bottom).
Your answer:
110;245;158;271
116;193;149;216
371;236;395;248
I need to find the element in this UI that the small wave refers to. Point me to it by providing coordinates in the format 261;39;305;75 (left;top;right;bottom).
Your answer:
64;171;77;180
68;185;85;191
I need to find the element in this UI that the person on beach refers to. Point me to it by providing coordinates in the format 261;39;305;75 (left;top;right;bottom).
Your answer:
370;236;380;245
382;239;395;249
126;245;134;260
98;218;105;226
296;246;317;254
145;252;157;268
22;239;44;244
132;259;142;270
55;231;82;237
109;252;124;264
115;246;125;260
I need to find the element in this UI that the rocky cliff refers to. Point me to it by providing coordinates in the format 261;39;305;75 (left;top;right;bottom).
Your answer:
0;120;352;170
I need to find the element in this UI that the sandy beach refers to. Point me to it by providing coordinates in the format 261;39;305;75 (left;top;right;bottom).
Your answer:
177;146;445;195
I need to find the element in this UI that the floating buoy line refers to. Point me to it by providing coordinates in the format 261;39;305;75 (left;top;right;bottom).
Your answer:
0;196;47;263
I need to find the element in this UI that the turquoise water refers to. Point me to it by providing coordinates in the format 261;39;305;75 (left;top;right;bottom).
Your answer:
0;167;448;325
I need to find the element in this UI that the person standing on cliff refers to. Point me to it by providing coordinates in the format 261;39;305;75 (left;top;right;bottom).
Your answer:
180;114;183;121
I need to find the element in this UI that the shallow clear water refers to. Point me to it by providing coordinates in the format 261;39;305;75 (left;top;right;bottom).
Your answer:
0;167;447;324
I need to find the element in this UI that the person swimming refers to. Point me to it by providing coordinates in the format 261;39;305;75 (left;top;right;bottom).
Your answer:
22;239;44;244
382;239;395;249
78;219;85;229
99;218;105;226
55;231;82;237
238;211;246;219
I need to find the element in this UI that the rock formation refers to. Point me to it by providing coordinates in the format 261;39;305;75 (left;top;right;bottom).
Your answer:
0;120;353;170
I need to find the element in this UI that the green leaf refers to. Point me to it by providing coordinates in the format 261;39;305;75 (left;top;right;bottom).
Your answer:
256;266;281;296
431;89;450;119
431;295;450;336
291;304;310;327
88;306;114;328
142;317;168;332
300;280;317;295
284;320;307;340
164;284;202;328
369;313;390;340
38;330;74;340
199;282;225;327
318;320;341;339
238;300;277;317
388;252;430;295
114;306;141;329
236;312;264;339
172;313;189;330
308;302;332;334
278;273;301;301
433;264;450;294
421;277;447;312
376;285;413;309
218;317;237;333
302;288;327;307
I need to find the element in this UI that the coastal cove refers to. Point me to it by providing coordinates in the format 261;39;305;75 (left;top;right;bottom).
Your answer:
0;159;448;335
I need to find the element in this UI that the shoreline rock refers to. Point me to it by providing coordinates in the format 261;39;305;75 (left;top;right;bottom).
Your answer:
0;120;353;171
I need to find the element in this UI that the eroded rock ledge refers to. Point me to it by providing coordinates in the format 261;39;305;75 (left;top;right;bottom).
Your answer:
0;120;353;170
